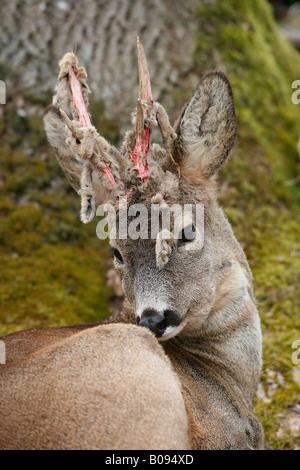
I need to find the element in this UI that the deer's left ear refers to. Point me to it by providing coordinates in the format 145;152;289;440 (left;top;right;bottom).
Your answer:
173;72;237;179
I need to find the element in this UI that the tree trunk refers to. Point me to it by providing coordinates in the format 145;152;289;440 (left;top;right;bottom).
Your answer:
0;0;199;126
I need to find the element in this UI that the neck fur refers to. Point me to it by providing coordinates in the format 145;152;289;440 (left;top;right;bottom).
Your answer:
173;262;262;408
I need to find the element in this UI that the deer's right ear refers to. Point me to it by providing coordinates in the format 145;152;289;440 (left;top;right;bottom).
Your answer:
173;72;237;180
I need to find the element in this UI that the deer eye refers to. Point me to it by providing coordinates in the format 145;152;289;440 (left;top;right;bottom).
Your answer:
178;225;196;246
112;248;124;264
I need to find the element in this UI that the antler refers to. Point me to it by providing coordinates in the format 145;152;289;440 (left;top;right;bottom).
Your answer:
66;65;116;188
129;38;153;182
44;52;125;223
129;38;177;183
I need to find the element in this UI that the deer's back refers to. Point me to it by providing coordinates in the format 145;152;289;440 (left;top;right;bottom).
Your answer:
0;324;187;450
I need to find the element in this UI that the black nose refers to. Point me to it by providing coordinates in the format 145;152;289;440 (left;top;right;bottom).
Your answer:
137;308;181;338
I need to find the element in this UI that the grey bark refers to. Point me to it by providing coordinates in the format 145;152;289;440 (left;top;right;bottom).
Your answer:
0;0;200;127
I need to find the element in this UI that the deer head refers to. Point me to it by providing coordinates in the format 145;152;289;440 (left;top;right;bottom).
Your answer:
44;39;245;342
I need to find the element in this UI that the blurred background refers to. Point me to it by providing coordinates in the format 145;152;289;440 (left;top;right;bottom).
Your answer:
0;0;299;449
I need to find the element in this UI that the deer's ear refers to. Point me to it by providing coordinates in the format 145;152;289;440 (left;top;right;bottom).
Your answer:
174;72;237;179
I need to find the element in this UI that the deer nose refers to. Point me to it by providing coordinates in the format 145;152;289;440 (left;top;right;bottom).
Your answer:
137;309;167;338
137;308;181;338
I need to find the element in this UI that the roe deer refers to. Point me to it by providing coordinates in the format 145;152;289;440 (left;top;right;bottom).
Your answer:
0;39;264;450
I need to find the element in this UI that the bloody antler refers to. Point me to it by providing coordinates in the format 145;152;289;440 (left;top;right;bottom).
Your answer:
68;65;116;187
129;37;153;182
50;52;126;223
69;66;91;127
129;38;177;182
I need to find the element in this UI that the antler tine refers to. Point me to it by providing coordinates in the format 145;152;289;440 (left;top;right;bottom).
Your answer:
137;36;153;104
62;58;117;188
129;37;153;182
45;51;129;222
55;52;90;124
68;65;91;127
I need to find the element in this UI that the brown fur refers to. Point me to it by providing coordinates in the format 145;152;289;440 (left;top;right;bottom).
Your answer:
0;325;187;450
0;53;264;450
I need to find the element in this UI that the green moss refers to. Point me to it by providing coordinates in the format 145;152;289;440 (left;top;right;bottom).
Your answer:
0;98;116;336
0;243;111;335
195;0;300;449
0;118;5;136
